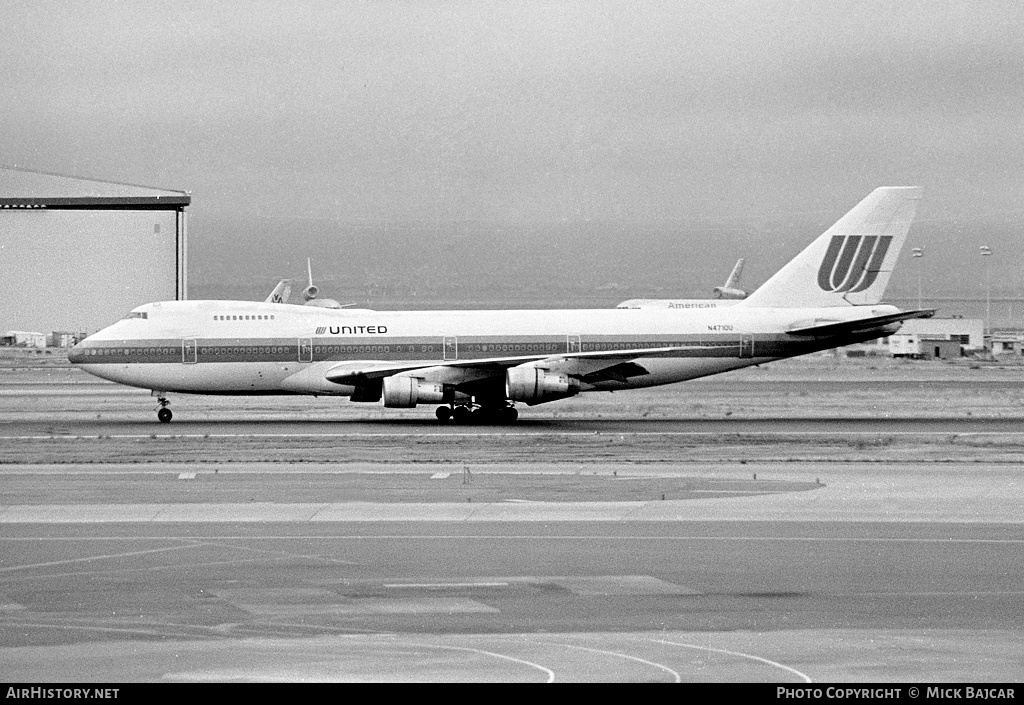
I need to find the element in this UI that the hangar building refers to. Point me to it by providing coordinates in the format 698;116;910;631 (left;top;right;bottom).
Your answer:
0;167;189;334
841;318;984;359
889;318;984;358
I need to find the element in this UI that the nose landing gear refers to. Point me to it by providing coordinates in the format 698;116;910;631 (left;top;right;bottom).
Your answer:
154;394;172;423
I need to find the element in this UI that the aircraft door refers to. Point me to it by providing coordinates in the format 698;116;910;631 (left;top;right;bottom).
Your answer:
567;335;581;354
739;333;754;358
298;338;313;362
182;339;197;364
443;337;458;361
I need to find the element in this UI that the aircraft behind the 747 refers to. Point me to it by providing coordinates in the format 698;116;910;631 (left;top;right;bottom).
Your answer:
713;258;748;300
266;258;346;309
70;187;933;423
616;257;748;310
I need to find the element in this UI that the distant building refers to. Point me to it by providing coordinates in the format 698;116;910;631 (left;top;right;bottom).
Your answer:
840;318;983;358
3;331;47;348
839;335;890;357
888;318;984;358
47;331;87;348
988;333;1024;358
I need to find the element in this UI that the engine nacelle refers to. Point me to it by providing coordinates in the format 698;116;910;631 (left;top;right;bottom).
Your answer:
350;382;382;403
505;366;580;405
712;286;748;300
383;376;447;408
303;284;319;302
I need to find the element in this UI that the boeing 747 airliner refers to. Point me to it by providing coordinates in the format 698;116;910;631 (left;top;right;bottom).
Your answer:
69;187;933;423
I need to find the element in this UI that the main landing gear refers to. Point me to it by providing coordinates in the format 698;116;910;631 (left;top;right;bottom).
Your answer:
155;394;173;423
435;403;518;424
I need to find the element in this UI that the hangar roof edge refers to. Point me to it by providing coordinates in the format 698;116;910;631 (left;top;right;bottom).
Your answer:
0;166;190;210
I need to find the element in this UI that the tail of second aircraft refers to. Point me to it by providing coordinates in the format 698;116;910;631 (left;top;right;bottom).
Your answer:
712;258;747;299
266;280;292;304
739;187;921;308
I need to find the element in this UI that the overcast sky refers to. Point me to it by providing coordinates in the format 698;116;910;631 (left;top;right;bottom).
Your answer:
2;1;1023;299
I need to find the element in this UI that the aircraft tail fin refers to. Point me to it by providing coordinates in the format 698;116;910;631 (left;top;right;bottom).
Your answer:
739;187;921;308
724;258;744;288
265;280;292;304
713;258;748;299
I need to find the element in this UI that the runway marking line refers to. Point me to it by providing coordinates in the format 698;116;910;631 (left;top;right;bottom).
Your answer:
8;430;1024;441
2;621;198;640
397;642;556;683
0;536;366;579
0;543;201;573
3;534;1024;545
652;638;813;683
0;557;282;584
539;641;681;682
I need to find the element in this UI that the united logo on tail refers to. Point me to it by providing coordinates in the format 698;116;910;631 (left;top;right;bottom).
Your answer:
816;235;893;293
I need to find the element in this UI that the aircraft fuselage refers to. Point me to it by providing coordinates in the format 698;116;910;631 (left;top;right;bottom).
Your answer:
70;299;900;397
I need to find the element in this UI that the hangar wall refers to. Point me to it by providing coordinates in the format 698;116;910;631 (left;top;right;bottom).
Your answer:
1;210;180;332
0;167;189;335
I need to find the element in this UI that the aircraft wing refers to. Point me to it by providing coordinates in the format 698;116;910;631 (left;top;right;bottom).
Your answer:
324;344;730;385
785;309;935;337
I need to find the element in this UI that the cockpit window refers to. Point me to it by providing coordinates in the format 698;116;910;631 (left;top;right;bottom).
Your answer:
124;311;148;320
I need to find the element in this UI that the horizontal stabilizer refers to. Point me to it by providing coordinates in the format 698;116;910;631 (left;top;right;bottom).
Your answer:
786;309;935;337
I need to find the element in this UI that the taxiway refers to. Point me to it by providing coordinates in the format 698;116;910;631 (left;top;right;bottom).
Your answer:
1;360;1022;682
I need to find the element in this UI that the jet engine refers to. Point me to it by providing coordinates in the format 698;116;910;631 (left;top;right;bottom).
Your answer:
300;258;343;308
383;376;446;408
505;366;580;405
712;285;748;299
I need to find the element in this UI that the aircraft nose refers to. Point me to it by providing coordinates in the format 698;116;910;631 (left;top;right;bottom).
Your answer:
67;342;87;365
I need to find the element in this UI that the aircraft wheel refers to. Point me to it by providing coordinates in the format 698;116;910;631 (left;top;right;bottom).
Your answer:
157;408;173;423
435;406;452;421
452;406;472;424
498;406;518;423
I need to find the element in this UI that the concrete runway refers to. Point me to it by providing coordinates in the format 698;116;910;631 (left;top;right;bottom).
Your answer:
1;362;1023;682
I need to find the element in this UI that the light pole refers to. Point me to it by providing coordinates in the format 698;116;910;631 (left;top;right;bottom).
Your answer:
980;245;992;337
912;247;924;310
